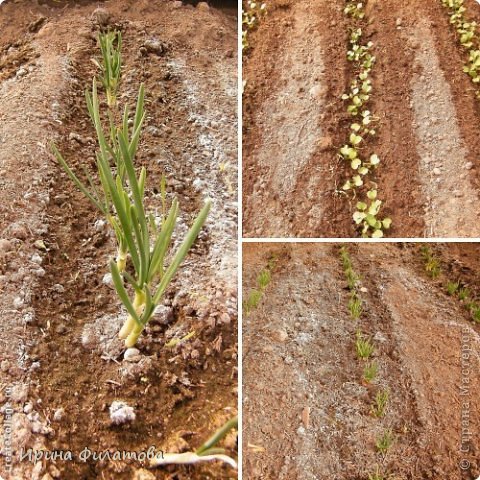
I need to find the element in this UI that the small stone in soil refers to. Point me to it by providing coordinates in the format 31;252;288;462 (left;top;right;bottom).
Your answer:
53;408;65;422
143;39;167;56
110;401;136;425
123;348;141;362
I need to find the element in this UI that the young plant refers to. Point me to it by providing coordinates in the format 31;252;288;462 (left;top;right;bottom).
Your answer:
363;361;378;383
151;416;238;468
446;280;460;296
352;190;392;238
242;1;267;51
371;389;389;418
471;304;480;323
92;30;122;108
243;289;262;316
53;74;211;348
356;330;374;360
458;287;470;301
348;293;363;320
420;246;441;279
376;429;394;454
257;268;271;290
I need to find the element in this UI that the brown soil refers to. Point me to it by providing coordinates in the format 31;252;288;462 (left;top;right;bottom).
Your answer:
0;1;237;479
242;0;480;238
243;242;480;479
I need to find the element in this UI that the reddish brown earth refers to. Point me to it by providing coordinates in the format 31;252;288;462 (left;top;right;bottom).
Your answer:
243;242;480;479
0;1;237;479
242;0;480;238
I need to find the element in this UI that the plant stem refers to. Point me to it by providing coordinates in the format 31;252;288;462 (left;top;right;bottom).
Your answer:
119;290;145;340
116;248;127;272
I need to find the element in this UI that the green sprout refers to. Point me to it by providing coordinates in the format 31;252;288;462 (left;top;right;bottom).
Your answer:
446;281;460;296
458;287;470;301
348;293;363;320
92;31;122;108
53;41;211;347
242;1;267;51
355;330;374;360
151;416;238;468
371;389;389;417
376;429;394;454
471;304;480;323
363;361;378;383
257;268;271;290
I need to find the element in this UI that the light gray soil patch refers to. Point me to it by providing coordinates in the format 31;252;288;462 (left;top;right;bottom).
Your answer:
407;20;480;237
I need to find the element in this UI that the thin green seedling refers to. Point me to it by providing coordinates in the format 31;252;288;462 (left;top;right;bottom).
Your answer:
92;30;122;108
471;305;480;323
348;293;363;320
243;289;262;315
458;287;470;301
363;361;378;383
257;269;271;290
368;466;386;480
52;78;146;270
376;429;394;454
151;416;238;468
371;389;389;417
356;330;374;360
446;280;460;296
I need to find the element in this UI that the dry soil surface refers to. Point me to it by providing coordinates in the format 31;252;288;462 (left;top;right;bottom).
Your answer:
243;0;480;238
243;242;480;479
0;1;238;479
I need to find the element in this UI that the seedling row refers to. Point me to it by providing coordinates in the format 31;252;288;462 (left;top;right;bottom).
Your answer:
340;1;392;238
339;246;394;479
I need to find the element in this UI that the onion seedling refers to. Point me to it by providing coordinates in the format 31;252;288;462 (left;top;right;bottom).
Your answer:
371;389;389;418
363;361;378;383
92;31;122;108
376;429;394;454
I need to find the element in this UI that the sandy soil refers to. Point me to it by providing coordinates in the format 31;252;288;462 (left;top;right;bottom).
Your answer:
0;1;237;479
243;243;480;479
243;0;480;238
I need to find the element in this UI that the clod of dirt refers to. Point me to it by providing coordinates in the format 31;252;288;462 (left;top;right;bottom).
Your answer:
28;16;47;34
133;469;156;480
53;408;64;422
91;7;111;28
81;313;124;355
109;401;136;425
151;304;174;325
197;2;210;11
142;38;168;56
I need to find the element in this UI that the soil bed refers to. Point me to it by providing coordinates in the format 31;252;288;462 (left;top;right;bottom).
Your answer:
0;1;237;479
243;242;480;479
243;0;480;238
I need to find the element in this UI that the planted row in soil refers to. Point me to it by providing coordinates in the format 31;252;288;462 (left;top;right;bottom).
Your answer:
242;0;480;238
0;1;237;479
243;242;480;479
